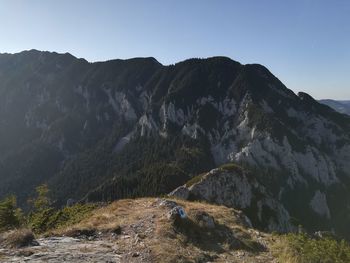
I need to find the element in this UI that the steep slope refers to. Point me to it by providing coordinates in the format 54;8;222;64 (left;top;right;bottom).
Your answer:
1;51;350;238
319;99;350;115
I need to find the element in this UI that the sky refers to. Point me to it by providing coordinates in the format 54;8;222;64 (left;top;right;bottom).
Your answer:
0;0;349;99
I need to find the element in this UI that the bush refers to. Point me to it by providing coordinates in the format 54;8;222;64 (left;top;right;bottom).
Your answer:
273;233;350;263
28;203;97;234
219;163;243;174
27;207;56;233
49;203;97;230
185;173;206;187
0;185;97;234
26;184;97;233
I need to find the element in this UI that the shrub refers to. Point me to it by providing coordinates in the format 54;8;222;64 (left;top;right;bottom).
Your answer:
27;207;56;233
27;184;97;233
273;233;350;263
51;203;97;230
219;163;243;174
28;203;97;234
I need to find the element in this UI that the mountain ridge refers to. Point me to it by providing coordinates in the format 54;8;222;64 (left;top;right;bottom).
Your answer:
319;99;350;115
1;50;350;238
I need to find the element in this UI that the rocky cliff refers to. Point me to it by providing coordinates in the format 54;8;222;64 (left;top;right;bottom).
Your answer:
170;165;293;232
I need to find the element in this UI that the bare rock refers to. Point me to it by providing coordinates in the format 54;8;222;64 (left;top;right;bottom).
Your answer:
168;167;294;233
169;185;190;200
157;199;178;209
167;206;187;221
192;211;215;228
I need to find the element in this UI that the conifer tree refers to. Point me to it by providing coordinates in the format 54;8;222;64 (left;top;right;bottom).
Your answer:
0;196;21;231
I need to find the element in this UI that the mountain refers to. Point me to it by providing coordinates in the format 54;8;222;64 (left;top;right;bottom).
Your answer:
319;99;350;115
1;50;350;238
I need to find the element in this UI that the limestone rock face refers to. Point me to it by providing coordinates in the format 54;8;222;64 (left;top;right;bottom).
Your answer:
170;166;294;233
169;186;189;200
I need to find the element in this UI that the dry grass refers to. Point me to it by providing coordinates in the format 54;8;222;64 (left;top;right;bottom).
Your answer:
54;198;149;236
52;197;273;262
0;229;35;248
152;199;265;261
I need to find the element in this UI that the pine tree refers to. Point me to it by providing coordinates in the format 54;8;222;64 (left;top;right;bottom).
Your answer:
28;184;51;212
0;196;21;231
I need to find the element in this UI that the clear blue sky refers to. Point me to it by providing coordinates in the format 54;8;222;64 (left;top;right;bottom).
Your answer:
0;0;349;99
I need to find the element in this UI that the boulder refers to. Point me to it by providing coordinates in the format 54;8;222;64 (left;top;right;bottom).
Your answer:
167;206;187;221
192;211;215;228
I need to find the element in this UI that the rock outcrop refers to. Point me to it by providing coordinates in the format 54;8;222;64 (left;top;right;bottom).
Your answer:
170;165;294;232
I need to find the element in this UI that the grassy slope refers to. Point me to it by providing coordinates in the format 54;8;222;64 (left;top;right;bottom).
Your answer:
2;198;350;262
54;198;274;262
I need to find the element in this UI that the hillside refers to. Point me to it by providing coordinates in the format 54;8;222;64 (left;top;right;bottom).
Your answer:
0;198;274;262
1;50;350;238
2;198;350;263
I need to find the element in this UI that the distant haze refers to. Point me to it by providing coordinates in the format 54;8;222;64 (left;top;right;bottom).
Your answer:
319;99;350;115
0;0;349;99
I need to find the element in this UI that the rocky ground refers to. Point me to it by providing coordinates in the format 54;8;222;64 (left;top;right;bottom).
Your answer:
0;236;120;262
0;198;279;263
